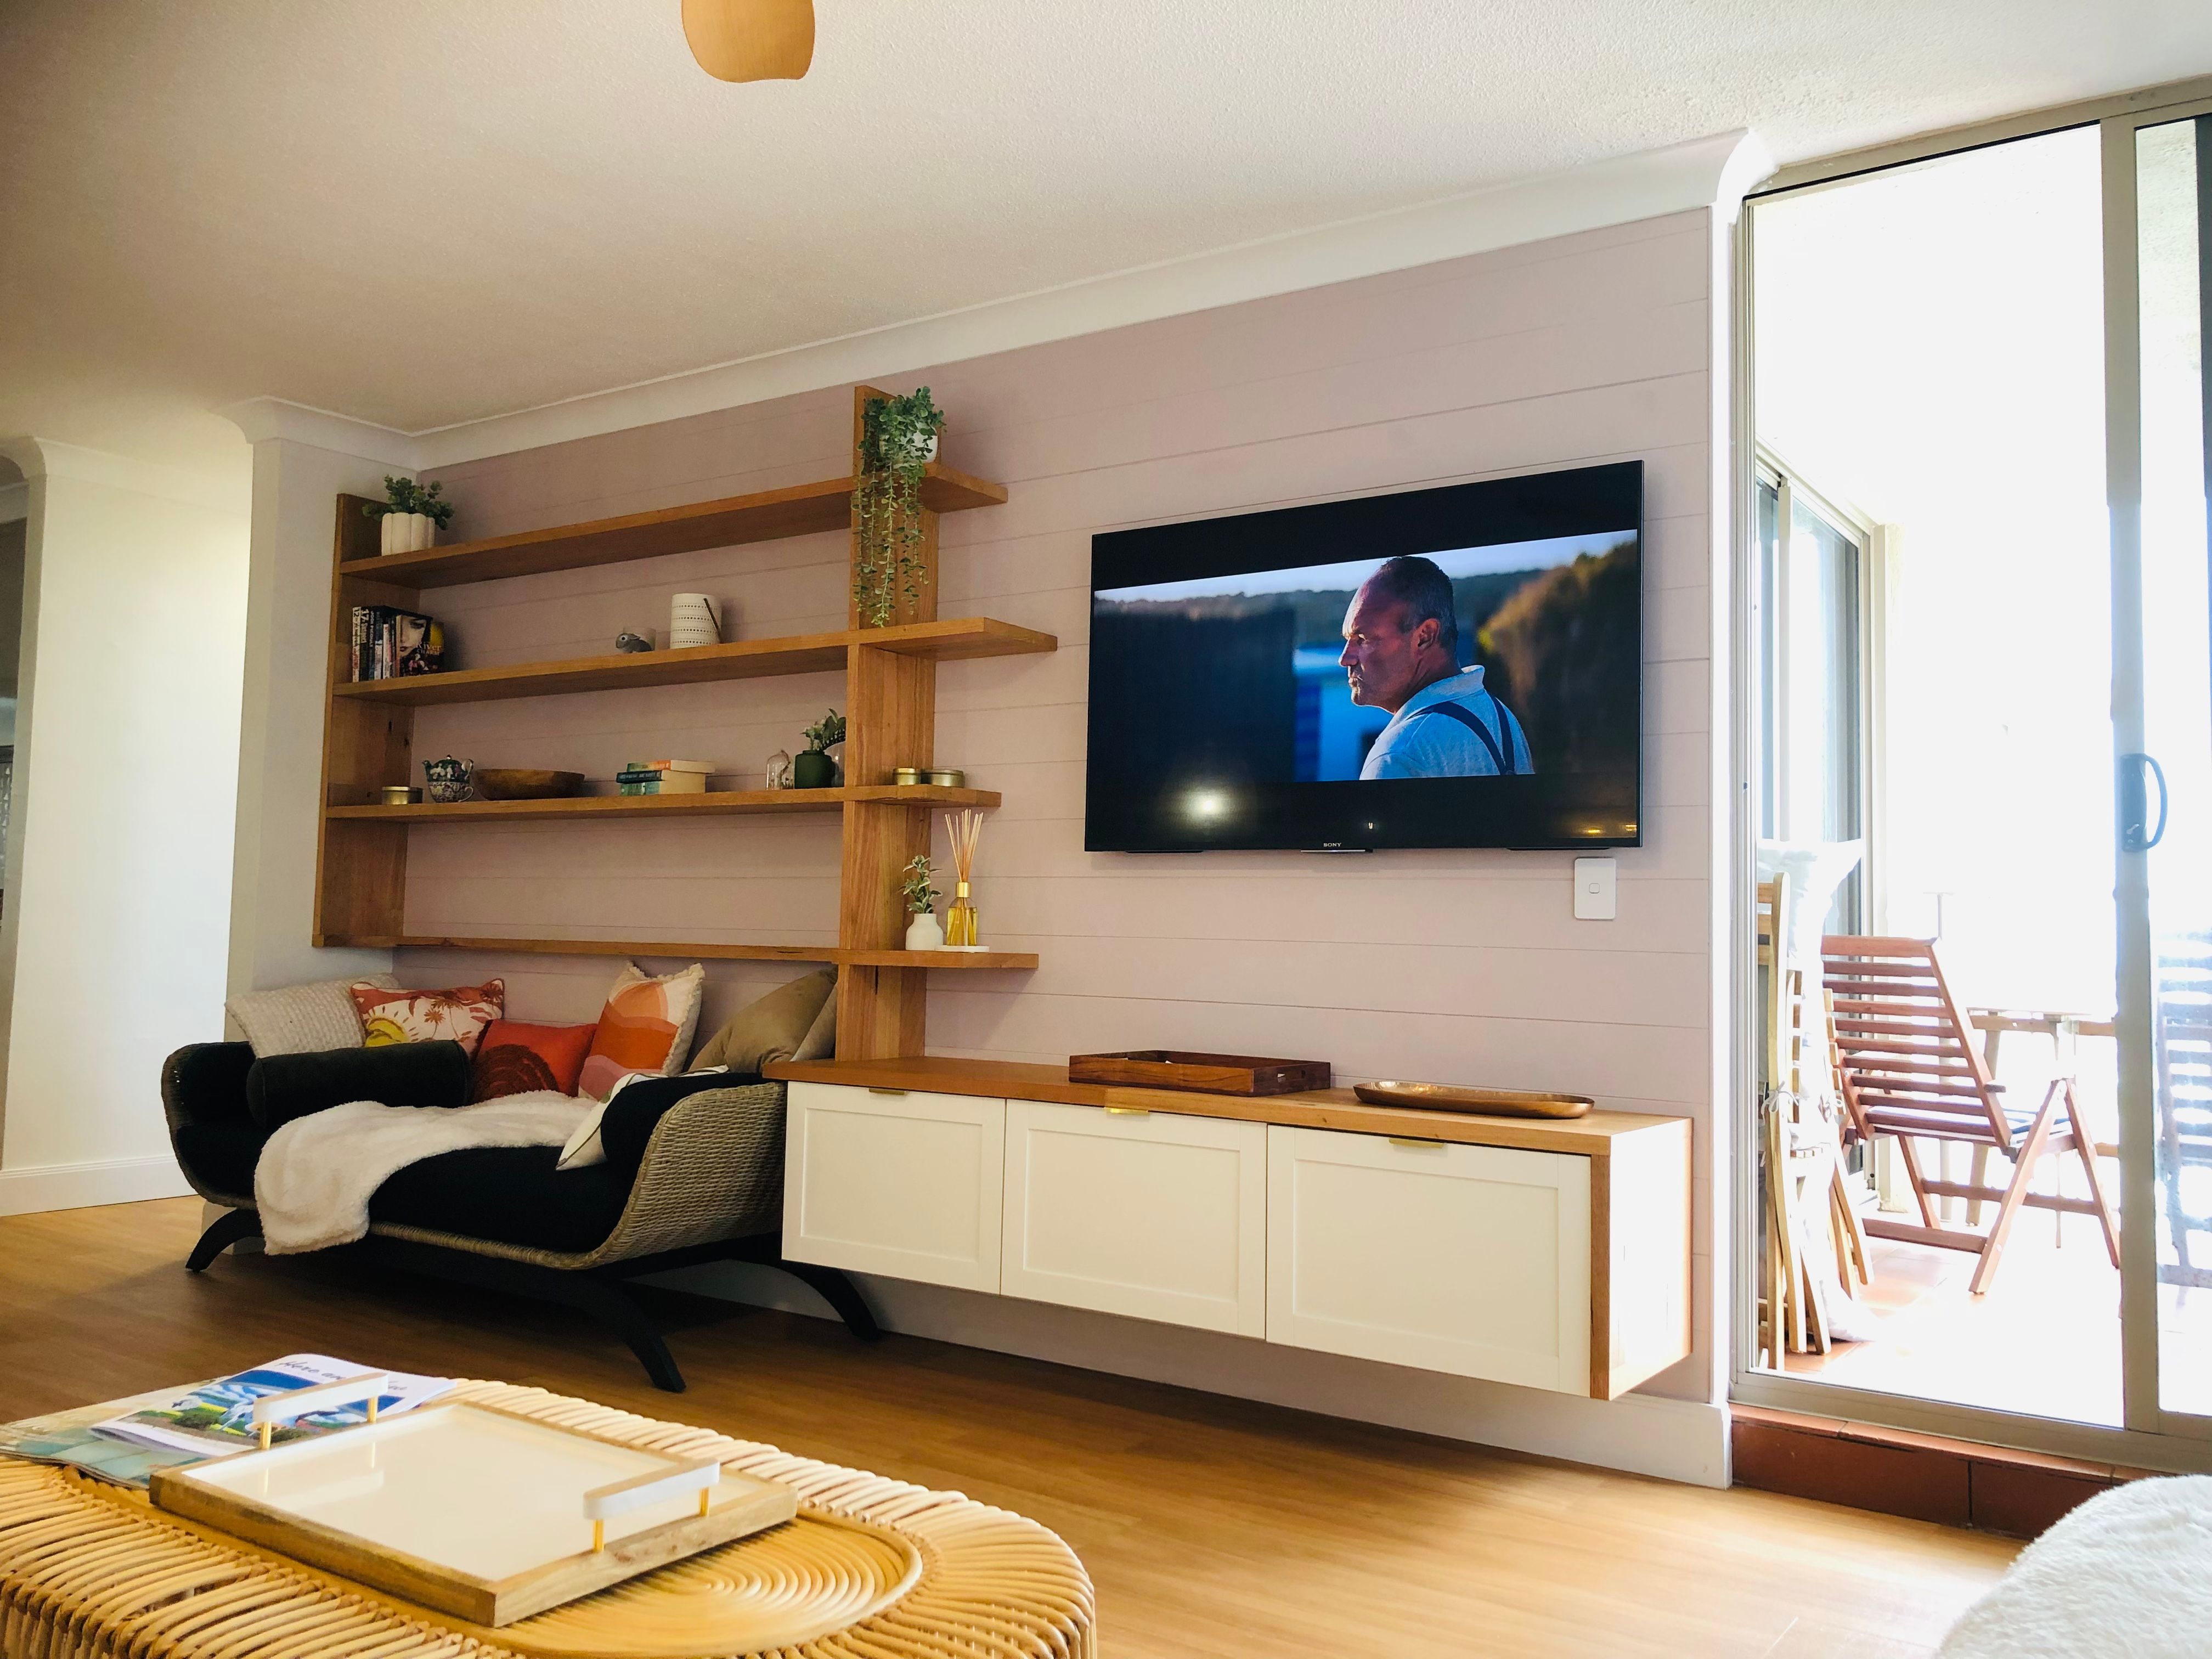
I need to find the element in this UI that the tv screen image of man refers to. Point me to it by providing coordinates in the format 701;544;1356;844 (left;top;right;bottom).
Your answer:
1340;555;1533;780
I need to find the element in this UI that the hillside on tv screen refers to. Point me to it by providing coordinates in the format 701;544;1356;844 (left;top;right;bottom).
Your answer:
1085;463;1642;851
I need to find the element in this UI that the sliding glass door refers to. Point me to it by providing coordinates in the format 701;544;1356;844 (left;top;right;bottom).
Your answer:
1734;87;2212;1465
2113;101;2212;1435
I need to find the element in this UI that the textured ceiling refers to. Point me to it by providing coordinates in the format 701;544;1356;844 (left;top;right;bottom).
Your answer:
4;0;2210;481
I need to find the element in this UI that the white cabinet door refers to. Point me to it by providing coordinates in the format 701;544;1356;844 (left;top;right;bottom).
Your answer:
1266;1126;1592;1395
1001;1101;1267;1335
782;1083;1005;1292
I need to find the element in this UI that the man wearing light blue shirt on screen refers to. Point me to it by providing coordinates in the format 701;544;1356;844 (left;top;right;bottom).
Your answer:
1340;555;1533;780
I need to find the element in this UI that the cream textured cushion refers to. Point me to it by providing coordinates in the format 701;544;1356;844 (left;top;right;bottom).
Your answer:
227;974;399;1058
792;984;838;1063
691;969;836;1074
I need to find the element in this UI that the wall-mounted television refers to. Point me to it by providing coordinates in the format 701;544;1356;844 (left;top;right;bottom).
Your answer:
1085;462;1642;852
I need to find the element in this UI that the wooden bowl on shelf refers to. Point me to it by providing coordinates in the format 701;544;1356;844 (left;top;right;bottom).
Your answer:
471;768;585;801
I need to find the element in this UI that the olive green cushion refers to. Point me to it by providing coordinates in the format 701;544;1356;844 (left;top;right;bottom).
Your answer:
691;969;836;1073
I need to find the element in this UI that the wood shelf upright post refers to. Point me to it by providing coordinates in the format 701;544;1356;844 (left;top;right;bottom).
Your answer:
837;386;939;1060
314;495;414;943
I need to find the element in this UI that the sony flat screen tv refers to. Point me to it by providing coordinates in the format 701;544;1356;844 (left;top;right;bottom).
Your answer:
1085;461;1642;852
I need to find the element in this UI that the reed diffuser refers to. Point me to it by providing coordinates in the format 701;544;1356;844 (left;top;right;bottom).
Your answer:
944;809;985;950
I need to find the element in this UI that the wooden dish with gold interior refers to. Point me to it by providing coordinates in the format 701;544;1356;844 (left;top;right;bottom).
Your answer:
1352;1081;1594;1119
472;768;586;800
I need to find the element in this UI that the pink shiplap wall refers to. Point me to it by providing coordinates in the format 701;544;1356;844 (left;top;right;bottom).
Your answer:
411;208;1718;1397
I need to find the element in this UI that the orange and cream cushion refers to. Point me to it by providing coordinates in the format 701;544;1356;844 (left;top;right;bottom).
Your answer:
577;962;705;1101
348;979;505;1056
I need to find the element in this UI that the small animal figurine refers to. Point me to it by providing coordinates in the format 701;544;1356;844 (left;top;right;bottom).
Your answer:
613;630;656;653
765;750;793;790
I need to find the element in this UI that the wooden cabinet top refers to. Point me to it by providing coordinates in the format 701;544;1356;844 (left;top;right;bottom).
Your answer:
764;1057;1687;1159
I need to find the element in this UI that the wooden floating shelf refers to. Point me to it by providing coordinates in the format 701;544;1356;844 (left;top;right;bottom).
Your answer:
338;464;1009;589
330;617;1058;708
326;785;1003;823
315;933;1039;970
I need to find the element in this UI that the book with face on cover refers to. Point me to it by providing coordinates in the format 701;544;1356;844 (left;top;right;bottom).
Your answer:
94;1355;452;1458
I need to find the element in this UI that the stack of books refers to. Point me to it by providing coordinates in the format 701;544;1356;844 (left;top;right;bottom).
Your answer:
350;607;442;680
617;758;712;796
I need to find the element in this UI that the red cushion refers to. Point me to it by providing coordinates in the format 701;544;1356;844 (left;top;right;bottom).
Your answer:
468;1020;597;1102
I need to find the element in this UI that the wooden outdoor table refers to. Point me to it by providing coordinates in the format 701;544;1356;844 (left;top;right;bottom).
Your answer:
0;1379;1095;1658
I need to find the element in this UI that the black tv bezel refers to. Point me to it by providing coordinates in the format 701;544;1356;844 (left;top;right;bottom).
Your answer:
1082;462;1645;854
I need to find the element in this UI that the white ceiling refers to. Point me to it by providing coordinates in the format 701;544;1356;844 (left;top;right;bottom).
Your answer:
4;0;2210;483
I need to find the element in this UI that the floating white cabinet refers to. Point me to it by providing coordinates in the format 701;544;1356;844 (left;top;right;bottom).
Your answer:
1001;1100;1268;1335
782;1083;1006;1292
1265;1125;1592;1395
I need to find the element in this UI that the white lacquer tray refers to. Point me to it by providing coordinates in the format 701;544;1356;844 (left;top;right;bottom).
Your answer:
149;1399;797;1624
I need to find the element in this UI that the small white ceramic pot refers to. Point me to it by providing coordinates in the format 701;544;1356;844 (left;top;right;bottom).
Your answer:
905;911;946;950
381;512;436;555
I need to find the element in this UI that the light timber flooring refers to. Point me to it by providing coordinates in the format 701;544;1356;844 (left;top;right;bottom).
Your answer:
1;1198;2016;1657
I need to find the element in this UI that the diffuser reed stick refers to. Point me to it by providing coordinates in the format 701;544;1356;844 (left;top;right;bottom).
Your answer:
944;809;984;949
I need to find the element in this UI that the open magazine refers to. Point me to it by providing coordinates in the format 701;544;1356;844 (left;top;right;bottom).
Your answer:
93;1354;451;1457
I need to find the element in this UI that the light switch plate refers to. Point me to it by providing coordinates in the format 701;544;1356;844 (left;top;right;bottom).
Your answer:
1573;856;1617;921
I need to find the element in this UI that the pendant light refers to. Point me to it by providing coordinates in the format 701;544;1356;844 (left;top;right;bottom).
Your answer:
682;0;815;82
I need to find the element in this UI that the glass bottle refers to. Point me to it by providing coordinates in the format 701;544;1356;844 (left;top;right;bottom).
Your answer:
944;880;979;948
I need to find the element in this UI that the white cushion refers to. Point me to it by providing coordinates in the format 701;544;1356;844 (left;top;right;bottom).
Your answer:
226;974;399;1057
1757;839;1864;972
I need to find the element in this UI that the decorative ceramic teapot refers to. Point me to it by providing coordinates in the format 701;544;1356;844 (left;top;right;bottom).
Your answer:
423;756;475;804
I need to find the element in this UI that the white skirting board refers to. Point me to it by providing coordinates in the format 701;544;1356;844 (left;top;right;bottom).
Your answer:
648;1260;1730;1488
0;1153;194;1216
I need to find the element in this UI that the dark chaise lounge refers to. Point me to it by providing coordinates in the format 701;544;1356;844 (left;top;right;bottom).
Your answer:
160;1040;878;1390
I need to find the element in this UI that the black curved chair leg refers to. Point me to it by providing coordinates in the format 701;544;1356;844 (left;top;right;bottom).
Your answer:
561;1277;687;1393
186;1208;262;1272
774;1260;882;1341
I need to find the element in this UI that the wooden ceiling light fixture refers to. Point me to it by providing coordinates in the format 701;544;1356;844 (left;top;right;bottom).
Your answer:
682;0;815;82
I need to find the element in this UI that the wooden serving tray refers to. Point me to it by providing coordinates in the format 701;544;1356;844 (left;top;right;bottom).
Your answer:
1352;1081;1594;1119
150;1400;795;1625
1069;1049;1331;1096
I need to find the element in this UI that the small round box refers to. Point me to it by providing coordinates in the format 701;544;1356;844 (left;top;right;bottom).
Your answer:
892;766;926;787
925;768;965;788
381;785;423;806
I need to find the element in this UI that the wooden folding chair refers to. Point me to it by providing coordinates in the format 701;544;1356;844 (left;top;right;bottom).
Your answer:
1822;935;2119;1295
1757;880;1869;1358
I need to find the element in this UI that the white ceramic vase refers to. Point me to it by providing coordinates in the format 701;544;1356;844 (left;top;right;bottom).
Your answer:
905;911;946;950
669;592;723;649
381;512;436;555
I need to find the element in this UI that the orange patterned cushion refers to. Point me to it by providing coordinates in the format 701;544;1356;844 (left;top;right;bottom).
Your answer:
348;980;505;1057
578;963;704;1101
469;1019;597;1102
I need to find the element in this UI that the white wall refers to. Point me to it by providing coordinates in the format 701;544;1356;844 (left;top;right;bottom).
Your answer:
0;440;250;1212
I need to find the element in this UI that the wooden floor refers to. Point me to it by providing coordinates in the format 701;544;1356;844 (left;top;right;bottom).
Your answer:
1;1199;2017;1658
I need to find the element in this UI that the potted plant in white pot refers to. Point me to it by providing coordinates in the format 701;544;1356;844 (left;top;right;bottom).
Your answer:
851;388;945;628
901;854;944;950
364;476;456;555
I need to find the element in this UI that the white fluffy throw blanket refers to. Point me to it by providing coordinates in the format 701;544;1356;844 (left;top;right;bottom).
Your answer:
254;1092;591;1255
1939;1475;2212;1657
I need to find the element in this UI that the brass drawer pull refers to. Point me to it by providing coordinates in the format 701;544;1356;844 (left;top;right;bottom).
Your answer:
867;1087;908;1097
1104;1106;1151;1116
1389;1136;1446;1150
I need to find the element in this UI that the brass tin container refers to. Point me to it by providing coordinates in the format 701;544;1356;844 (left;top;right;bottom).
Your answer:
925;768;966;788
381;785;423;806
892;766;926;787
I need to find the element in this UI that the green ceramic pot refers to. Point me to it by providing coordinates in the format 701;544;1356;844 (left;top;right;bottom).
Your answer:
792;749;837;789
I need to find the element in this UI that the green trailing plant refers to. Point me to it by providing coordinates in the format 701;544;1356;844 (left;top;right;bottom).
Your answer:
801;709;847;754
362;476;456;528
900;853;939;916
852;388;945;628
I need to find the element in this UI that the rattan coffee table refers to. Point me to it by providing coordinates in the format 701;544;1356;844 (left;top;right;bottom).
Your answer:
0;1379;1096;1658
